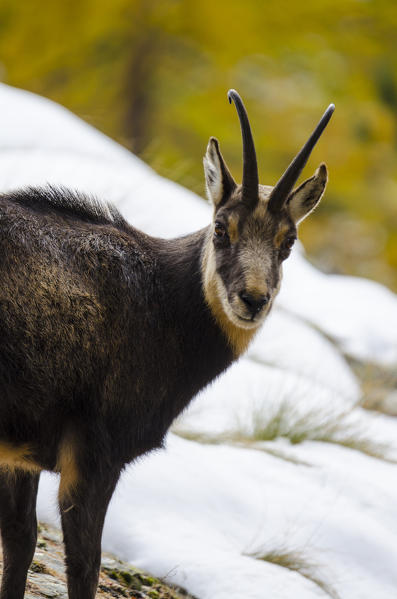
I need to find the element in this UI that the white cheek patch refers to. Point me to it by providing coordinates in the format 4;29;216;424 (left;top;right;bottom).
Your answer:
203;244;234;321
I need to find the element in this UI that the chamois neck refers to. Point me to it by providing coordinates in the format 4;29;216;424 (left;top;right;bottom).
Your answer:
152;228;235;407
155;227;257;358
152;227;257;359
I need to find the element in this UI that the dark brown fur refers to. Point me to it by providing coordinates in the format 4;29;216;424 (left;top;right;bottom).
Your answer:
0;108;329;599
0;187;234;599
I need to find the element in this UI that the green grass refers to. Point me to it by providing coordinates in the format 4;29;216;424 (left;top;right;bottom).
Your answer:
248;403;393;461
174;401;395;463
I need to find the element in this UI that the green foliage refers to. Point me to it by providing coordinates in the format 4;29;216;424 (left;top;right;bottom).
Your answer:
1;0;397;287
101;563;190;598
29;561;50;574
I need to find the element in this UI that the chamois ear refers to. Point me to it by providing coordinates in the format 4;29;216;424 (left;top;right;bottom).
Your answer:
203;137;236;209
287;163;328;224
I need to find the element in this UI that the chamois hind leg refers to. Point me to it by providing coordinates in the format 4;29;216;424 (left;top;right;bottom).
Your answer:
59;466;120;599
0;470;40;599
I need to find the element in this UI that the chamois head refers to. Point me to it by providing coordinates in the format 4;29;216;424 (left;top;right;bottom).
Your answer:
202;90;334;339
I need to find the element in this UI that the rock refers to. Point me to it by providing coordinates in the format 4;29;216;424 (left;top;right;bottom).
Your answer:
0;522;195;599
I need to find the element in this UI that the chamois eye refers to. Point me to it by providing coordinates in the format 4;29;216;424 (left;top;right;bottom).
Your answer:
284;236;296;251
214;222;227;239
279;235;296;260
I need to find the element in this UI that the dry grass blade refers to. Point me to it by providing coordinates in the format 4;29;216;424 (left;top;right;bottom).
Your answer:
248;548;340;599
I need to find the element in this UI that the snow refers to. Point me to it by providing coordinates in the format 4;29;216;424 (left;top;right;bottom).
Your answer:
38;435;397;599
1;83;396;598
279;244;397;365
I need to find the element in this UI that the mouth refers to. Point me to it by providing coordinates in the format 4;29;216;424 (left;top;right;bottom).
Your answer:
232;311;261;329
237;314;255;323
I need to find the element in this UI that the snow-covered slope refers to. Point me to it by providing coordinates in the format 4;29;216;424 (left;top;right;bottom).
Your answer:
1;84;396;598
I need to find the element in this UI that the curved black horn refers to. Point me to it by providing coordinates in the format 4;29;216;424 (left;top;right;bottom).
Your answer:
228;89;259;208
268;103;335;213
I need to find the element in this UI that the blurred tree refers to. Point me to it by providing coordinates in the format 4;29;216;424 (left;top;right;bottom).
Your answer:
0;0;397;288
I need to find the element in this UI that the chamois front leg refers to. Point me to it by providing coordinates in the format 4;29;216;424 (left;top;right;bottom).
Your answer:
0;470;40;599
59;466;121;599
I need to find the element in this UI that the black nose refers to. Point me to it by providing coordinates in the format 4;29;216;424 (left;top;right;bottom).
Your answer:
239;291;270;317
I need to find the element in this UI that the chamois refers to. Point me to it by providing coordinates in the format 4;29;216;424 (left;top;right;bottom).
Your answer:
0;90;334;599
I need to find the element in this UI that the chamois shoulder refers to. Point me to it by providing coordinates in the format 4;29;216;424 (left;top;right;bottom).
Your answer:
1;185;129;231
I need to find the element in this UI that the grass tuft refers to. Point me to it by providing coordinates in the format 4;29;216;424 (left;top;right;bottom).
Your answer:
248;548;340;599
174;401;395;463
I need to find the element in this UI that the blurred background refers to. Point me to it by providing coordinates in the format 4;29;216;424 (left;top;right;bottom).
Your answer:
0;0;396;288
